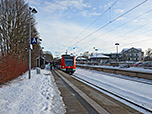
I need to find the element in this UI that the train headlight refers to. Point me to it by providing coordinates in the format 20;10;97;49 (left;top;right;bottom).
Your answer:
62;66;65;68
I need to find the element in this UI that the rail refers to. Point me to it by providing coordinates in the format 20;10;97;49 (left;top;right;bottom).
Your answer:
72;74;152;113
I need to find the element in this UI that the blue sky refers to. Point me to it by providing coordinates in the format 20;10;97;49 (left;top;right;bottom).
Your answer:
25;0;152;57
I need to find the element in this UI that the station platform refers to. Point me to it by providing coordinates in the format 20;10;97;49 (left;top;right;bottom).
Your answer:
52;70;142;114
52;71;89;114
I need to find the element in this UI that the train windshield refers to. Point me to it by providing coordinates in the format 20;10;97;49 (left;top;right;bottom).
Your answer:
64;56;74;66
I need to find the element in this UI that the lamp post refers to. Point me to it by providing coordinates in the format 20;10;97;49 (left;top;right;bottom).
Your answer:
65;49;68;55
38;38;42;68
41;47;44;67
95;48;98;64
73;47;75;56
115;43;119;62
29;7;37;79
93;47;98;64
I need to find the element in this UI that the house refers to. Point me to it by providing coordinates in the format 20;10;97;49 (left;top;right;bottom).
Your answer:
36;56;45;69
120;47;144;61
104;53;121;62
76;56;87;64
43;51;53;63
89;53;109;63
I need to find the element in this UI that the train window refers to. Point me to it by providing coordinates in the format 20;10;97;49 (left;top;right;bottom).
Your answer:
65;58;74;66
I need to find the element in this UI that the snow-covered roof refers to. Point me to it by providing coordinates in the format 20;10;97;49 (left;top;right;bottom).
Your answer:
121;47;142;52
90;53;109;59
43;51;53;55
76;56;87;60
122;48;129;52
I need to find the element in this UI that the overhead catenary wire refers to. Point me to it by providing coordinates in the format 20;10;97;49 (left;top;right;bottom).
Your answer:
122;37;152;46
81;8;152;47
99;21;152;48
67;0;119;48
71;0;119;40
106;37;152;52
100;28;152;51
69;0;148;48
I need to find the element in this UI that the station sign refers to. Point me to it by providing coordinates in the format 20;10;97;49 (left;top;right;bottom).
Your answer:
31;38;37;44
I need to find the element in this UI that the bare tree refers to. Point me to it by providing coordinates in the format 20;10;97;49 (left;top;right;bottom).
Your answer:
145;48;152;61
0;0;40;66
146;48;152;57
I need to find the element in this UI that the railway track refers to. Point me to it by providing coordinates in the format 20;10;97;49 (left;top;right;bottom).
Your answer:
52;70;104;114
53;69;148;114
72;74;152;114
77;65;152;80
75;71;152;85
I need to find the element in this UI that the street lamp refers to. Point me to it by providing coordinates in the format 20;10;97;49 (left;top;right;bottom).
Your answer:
95;48;98;64
73;47;76;56
29;7;37;79
65;49;68;55
115;43;119;62
93;47;98;64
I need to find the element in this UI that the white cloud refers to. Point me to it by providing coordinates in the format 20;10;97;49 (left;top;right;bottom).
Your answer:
91;12;102;16
37;20;86;55
116;17;126;21
104;2;113;9
114;9;124;14
99;5;102;9
25;0;152;55
80;11;102;17
57;0;90;10
92;7;96;11
37;17;152;55
25;0;43;7
80;10;88;16
40;0;90;14
43;2;67;13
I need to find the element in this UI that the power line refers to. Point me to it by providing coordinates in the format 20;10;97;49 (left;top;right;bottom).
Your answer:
69;0;148;47
102;37;152;52
100;28;152;51
68;0;119;46
101;21;152;48
82;8;152;47
122;37;152;46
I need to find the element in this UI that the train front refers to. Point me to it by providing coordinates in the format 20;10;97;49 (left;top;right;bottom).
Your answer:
61;55;76;74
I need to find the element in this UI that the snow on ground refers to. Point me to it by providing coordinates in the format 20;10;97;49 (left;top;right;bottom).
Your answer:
78;64;152;73
0;68;66;114
74;68;152;114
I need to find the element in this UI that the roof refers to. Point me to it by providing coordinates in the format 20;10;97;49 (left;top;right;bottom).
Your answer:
90;53;109;59
36;56;45;59
121;47;142;53
43;51;53;55
76;56;87;60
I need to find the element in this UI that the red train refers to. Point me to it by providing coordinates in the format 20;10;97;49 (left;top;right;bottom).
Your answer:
55;54;76;74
